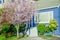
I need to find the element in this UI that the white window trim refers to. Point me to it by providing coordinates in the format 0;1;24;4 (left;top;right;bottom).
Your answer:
34;11;54;23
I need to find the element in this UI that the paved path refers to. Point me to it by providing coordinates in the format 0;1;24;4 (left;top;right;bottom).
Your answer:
20;37;46;40
19;37;60;40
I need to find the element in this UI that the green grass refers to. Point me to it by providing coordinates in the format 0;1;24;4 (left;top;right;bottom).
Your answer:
0;37;5;40
0;35;17;40
7;35;17;40
45;34;52;38
0;34;6;40
0;34;25;40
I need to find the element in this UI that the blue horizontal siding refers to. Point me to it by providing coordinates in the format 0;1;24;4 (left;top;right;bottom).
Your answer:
38;7;60;36
30;6;60;36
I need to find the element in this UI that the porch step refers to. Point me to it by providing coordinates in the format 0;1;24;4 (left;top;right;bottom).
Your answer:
27;27;38;37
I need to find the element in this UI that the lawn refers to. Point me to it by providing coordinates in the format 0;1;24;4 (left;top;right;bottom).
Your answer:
0;34;17;40
0;34;6;40
0;34;27;40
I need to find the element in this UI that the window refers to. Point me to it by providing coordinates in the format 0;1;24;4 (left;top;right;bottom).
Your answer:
34;11;53;23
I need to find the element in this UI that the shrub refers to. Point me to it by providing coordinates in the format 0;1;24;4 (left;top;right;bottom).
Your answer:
48;19;58;32
45;25;51;33
19;23;25;32
37;19;58;36
1;23;26;38
2;23;10;33
19;23;26;37
48;19;58;35
8;24;16;34
1;24;16;38
37;23;45;35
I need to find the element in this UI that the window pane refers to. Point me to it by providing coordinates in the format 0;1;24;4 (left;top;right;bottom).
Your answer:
39;13;49;22
34;11;53;23
39;11;53;23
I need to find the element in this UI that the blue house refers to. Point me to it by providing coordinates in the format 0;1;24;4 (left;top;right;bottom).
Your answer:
27;6;60;37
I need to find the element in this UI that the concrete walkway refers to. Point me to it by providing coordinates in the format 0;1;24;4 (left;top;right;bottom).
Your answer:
20;37;46;40
19;37;60;40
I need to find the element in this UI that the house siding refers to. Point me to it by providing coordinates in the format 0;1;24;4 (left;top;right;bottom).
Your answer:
30;6;60;36
59;6;60;36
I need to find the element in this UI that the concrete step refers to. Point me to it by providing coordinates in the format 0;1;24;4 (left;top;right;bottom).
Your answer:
27;27;38;37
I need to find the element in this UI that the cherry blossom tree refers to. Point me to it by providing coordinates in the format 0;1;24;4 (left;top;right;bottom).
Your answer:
0;8;5;31
4;0;36;38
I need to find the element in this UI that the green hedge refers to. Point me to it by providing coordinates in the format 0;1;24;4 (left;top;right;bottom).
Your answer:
37;23;45;35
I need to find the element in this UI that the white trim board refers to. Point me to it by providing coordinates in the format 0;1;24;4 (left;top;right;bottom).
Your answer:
34;11;54;23
36;5;60;10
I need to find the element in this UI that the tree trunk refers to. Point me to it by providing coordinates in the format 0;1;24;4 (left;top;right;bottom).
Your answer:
52;31;54;36
29;22;30;35
16;24;19;38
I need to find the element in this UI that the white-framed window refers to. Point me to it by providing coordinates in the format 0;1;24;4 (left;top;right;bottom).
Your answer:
34;11;53;23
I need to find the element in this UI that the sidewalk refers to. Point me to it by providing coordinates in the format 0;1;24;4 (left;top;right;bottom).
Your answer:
19;37;60;40
20;37;46;40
